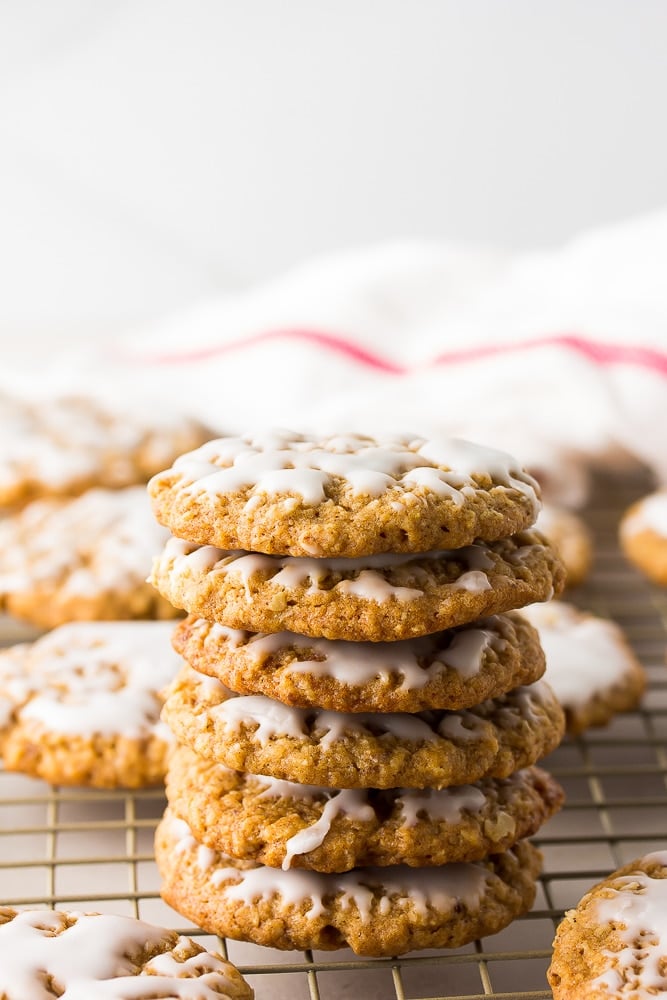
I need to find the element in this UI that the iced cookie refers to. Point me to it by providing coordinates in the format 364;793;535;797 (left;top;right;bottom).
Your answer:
620;489;667;585
172;611;545;713
156;811;542;956
163;666;565;789
535;503;593;588
0;390;209;509
548;850;667;998
521;602;646;735
166;745;563;871
0;907;253;999
0;621;182;787
148;431;541;557
151;531;564;641
0;486;180;628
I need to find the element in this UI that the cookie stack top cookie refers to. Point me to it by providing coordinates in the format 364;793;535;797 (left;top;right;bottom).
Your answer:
149;430;542;556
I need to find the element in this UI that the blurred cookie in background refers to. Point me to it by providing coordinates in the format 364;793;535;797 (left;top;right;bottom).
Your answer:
0;621;181;788
0;389;210;510
535;503;593;588
521;601;645;735
0;486;180;628
619;488;667;585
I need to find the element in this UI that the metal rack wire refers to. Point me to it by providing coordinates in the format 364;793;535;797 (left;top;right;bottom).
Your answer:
1;468;666;999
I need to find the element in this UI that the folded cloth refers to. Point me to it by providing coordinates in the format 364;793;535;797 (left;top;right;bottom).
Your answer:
58;212;667;503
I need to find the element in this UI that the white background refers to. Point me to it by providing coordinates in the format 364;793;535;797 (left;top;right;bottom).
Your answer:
1;0;666;341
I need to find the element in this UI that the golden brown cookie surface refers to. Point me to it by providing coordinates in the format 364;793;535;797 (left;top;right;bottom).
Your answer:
172;611;545;712
148;431;541;557
548;850;667;998
151;531;564;641
0;621;181;788
162;666;565;788
0;487;180;628
156;809;543;956
166;746;563;871
0;906;253;999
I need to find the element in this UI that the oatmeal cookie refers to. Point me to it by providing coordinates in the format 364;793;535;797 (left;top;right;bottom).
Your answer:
162;667;565;789
151;531;564;641
0;486;180;627
166;745;563;871
548;850;667;998
535;503;593;588
157;810;542;956
620;489;667;586
521;602;646;734
172;611;545;713
0;390;209;509
0;621;181;787
0;906;252;999
148;431;541;556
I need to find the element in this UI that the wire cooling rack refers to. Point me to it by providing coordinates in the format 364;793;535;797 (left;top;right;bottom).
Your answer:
1;468;667;1000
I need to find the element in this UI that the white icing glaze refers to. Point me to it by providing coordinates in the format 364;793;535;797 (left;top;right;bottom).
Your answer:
238;623;496;688
211;688;440;746
622;491;667;539
438;713;488;741
162;433;539;520
281;790;375;870
521;601;638;709
0;621;181;738
0;487;170;598
451;570;492;593
251;770;496;836
336;571;423;602
0;908;242;999
156;537;504;604
591;851;667;993
396;785;487;825
169;815;490;922
416;436;540;512
189;669;552;751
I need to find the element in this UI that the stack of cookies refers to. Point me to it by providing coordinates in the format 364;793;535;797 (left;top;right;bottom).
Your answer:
148;431;567;957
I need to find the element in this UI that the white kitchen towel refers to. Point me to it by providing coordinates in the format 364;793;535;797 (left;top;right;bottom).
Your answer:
7;210;667;506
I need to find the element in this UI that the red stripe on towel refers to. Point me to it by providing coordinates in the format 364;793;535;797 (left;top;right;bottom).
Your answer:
135;330;667;377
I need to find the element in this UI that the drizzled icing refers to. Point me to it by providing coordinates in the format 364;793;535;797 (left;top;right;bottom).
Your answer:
590;851;667;993
189;667;552;749
161;431;539;512
169;815;490;921
622;490;667;538
205;620;499;688
0;908;245;999
250;771;489;834
280;790;375;870
521;601;639;709
0;486;171;598
156;537;499;603
0;621;181;737
396;785;488;825
211;688;441;747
